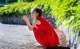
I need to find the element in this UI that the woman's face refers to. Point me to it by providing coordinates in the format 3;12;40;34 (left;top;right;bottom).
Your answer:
31;11;37;19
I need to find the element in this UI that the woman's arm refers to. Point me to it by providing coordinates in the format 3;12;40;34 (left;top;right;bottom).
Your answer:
23;16;41;31
23;16;35;31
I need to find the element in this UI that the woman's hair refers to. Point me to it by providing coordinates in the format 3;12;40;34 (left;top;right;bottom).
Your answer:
31;8;42;17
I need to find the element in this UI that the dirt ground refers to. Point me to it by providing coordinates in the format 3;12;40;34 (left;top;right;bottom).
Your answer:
0;23;44;49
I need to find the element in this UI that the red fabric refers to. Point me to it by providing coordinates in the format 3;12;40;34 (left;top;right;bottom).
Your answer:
33;17;60;47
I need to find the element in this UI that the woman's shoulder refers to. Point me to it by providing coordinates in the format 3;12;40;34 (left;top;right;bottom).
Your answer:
34;20;41;25
36;17;48;23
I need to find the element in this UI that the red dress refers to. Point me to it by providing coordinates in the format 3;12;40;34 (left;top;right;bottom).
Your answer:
33;17;60;47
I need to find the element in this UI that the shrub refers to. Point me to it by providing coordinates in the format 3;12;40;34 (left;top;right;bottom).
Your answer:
51;0;80;34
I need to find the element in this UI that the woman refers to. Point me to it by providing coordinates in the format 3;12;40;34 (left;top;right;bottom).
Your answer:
23;8;60;49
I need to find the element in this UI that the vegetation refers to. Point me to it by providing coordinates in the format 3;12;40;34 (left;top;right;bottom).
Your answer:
51;0;80;34
0;0;80;37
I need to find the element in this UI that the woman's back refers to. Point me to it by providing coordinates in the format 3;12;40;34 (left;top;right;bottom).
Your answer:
33;17;60;47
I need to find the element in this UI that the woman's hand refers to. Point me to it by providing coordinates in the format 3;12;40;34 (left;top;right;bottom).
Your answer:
23;15;40;31
23;15;32;31
23;15;29;22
